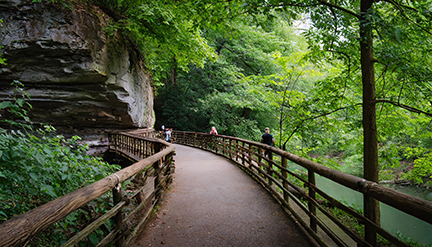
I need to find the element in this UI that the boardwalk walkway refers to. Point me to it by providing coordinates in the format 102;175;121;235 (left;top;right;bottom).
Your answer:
130;144;312;247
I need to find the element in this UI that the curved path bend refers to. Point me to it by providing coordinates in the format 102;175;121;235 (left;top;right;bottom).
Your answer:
130;144;312;247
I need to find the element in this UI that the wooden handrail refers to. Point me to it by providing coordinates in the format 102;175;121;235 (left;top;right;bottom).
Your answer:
0;129;175;247
172;130;432;247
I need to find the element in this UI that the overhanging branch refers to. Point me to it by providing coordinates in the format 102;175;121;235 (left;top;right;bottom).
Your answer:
315;0;360;19
283;103;363;146
375;100;432;117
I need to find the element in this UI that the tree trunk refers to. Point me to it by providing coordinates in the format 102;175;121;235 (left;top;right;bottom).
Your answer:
360;0;380;245
171;57;177;85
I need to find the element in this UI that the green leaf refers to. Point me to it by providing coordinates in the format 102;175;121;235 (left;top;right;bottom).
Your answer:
35;153;45;166
0;211;7;221
394;28;402;42
29;173;39;181
61;165;68;172
0;101;12;110
40;184;57;198
88;234;99;245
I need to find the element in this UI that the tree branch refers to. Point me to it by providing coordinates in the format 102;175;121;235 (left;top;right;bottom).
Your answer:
375;99;432;117
221;44;260;74
283;103;362;146
382;0;432;36
315;0;360;19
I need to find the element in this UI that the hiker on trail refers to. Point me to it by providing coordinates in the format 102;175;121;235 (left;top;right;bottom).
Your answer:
210;126;218;135
261;127;275;158
165;128;172;142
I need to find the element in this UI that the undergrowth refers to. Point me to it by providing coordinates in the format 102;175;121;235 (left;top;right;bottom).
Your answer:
0;81;120;245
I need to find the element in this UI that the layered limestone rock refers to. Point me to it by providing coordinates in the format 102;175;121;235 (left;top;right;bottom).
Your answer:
0;0;155;137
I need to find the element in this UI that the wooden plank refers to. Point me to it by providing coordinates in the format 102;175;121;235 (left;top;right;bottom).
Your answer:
62;201;126;247
96;191;156;247
123;199;158;246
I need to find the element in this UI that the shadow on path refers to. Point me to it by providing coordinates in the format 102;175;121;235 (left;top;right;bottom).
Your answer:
129;144;312;247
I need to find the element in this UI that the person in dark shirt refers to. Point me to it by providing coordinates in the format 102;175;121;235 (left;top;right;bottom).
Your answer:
261;127;274;146
261;127;275;159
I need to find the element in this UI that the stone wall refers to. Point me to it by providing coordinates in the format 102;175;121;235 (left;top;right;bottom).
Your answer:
0;0;155;134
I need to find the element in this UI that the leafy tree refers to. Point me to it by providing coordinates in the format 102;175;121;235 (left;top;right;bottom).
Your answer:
90;0;216;84
155;13;305;140
246;51;322;149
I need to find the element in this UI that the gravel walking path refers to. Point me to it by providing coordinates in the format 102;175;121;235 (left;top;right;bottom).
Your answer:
129;144;312;247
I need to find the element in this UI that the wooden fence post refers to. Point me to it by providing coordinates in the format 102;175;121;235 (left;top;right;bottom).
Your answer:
228;139;233;160
308;170;317;232
214;136;218;154
112;185;124;247
248;143;253;168
235;140;239;161
223;138;227;157
258;147;262;165
282;157;289;203
153;143;162;201
267;150;273;185
242;142;246;166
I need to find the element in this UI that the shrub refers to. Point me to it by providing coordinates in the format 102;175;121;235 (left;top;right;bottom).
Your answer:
406;152;432;184
0;82;120;227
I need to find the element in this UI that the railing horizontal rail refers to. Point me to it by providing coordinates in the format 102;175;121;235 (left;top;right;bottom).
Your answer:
172;130;432;247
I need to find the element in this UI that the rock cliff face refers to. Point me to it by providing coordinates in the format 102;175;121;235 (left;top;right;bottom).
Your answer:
0;0;155;140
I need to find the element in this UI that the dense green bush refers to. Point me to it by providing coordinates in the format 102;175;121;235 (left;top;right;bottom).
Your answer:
0;82;120;244
403;152;432;185
0;127;120;222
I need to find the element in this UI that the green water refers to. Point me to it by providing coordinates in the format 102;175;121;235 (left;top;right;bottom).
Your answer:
316;176;432;246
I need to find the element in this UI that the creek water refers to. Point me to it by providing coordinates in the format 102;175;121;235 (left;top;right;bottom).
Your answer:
316;176;432;246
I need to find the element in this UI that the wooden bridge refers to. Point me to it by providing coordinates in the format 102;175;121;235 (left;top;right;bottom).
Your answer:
0;129;431;247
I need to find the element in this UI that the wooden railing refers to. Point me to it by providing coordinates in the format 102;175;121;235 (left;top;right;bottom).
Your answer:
0;129;175;247
172;131;432;247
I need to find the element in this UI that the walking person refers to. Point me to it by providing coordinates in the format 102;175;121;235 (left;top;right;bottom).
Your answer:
261;127;275;159
210;126;218;135
165;128;172;142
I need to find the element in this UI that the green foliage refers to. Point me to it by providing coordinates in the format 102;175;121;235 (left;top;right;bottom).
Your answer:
0;124;119;222
90;0;216;83
0;81;33;130
404;153;432;184
155;13;308;141
0;83;120;245
152;1;432;191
